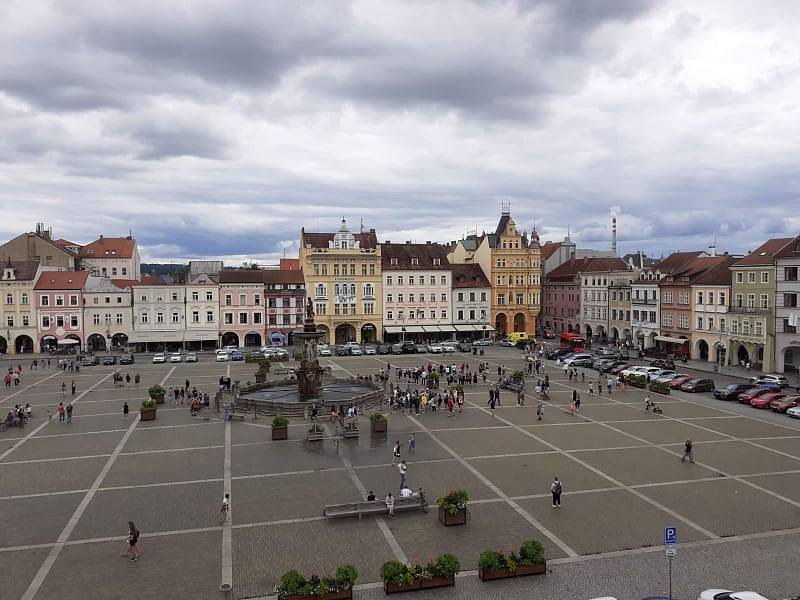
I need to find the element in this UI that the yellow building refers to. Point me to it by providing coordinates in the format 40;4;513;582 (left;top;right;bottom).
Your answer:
300;219;382;345
0;260;42;354
449;209;541;337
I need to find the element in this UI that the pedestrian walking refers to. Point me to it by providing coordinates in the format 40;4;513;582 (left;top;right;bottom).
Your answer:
57;402;65;423
408;432;416;455
220;493;230;524
71;380;76;396
550;477;562;508
385;492;395;517
536;401;544;421
134;373;140;386
392;440;401;463
575;393;581;412
66;403;73;423
61;382;66;397
489;391;497;416
123;401;129;419
398;460;407;489
122;521;141;561
681;439;694;463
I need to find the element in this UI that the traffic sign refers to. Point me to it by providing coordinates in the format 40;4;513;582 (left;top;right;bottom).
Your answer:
666;547;677;557
664;527;677;545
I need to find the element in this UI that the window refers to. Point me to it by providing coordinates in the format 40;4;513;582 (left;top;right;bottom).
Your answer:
409;276;415;285
157;312;164;323
239;313;248;324
397;310;404;320
22;315;29;326
664;292;673;304
516;293;524;304
708;291;714;305
238;294;246;306
253;312;261;324
141;312;149;324
206;291;214;301
785;267;798;282
21;293;28;305
398;294;404;303
361;263;367;276
349;263;356;276
440;276;446;285
760;294;769;308
696;292;703;305
156;293;163;302
785;293;798;308
4;293;11;304
122;268;127;276
397;276;403;285
364;283;374;297
469;309;476;320
254;294;261;306
761;272;769;283
697;316;703;330
497;294;505;305
55;295;64;306
748;272;755;283
172;292;179;301
678;292;689;305
316;284;325;297
116;313;123;324
390;258;398;266
70;315;78;328
481;292;487;302
315;303;327;316
441;293;447;302
457;292;464;302
387;310;393;320
225;294;232;306
42;315;50;328
93;314;100;325
409;294;415;303
720;317;725;332
755;320;763;336
747;294;755;308
171;312;179;323
708;317;714;331
192;310;199;323
112;267;117;276
742;320;750;334
192;291;199;301
441;310;447;319
386;276;393;286
364;302;374;315
731;320;739;333
387;294;393;303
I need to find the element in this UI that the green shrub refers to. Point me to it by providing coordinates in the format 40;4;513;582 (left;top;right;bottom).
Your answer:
648;381;671;395
369;412;387;422
140;399;157;411
428;553;460;578
271;416;289;429
380;561;412;586
147;384;166;400
275;565;357;599
479;540;545;573
380;555;459;584
436;489;469;515
625;374;647;388
519;540;545;565
334;565;358;589
478;550;506;571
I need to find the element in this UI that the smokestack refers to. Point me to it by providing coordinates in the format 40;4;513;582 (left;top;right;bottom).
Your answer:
611;217;617;256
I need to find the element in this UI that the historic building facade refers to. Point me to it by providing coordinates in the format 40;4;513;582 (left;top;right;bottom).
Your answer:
34;270;89;352
264;270;306;346
79;235;142;280
300;219;382;344
219;270;265;348
83;277;133;352
775;236;800;374
689;257;735;365
579;259;628;343
451;264;491;340
0;260;42;354
608;269;635;345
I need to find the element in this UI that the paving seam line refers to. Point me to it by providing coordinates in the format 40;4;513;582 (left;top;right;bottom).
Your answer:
0;370;62;407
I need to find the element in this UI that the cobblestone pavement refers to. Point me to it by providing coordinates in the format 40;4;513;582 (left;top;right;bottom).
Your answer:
1;350;799;600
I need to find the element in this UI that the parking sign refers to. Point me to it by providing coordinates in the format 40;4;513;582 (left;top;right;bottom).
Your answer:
664;527;677;545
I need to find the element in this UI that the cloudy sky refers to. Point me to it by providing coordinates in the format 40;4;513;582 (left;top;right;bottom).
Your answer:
1;0;799;264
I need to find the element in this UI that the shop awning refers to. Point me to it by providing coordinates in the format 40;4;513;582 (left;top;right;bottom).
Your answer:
654;336;688;344
453;325;474;332
184;329;218;342
57;339;80;346
128;331;186;343
436;325;457;333
383;326;404;334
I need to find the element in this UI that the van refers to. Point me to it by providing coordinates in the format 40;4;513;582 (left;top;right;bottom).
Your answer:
508;332;532;343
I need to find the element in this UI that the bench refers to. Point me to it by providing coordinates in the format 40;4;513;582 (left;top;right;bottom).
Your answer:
324;494;428;519
500;380;524;393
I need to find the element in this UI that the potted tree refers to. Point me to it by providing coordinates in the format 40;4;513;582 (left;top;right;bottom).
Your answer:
275;565;358;600
421;553;459;589
478;540;546;581
148;384;166;405
436;490;468;526
255;359;270;383
380;554;460;595
307;422;325;441
140;399;157;421
272;416;289;440
369;412;387;433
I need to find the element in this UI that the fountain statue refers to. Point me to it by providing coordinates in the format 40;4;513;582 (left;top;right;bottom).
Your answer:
293;297;326;399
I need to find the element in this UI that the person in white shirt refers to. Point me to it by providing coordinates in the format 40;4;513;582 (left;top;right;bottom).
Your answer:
385;493;395;517
400;486;413;498
398;460;407;489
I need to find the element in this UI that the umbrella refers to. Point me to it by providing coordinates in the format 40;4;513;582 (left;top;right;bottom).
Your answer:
57;339;80;346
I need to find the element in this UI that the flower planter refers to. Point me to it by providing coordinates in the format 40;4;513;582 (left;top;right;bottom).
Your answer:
384;580;421;595
370;419;387;433
479;563;545;582
285;589;352;600
419;576;454;590
151;395;165;405
438;506;467;526
272;427;288;441
140;409;156;421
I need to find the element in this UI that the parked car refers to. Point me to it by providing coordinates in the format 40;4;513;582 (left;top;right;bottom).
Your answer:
697;590;771;600
119;354;134;365
669;375;693;389
185;352;198;363
593;358;617;370
230;350;244;361
102;355;117;365
317;344;332;357
621;366;660;378
427;344;443;354
401;342;417;354
335;345;351;356
609;363;630;375
222;345;238;354
349;345;363;356
787;405;800;418
215;350;229;362
169;352;183;363
601;361;627;374
376;344;391;355
542;329;555;339
563;352;593;366
737;387;772;404
651;359;676;370
152;353;166;364
770;394;800;413
390;343;404;355
681;378;715;392
498;338;516;347
751;391;784;409
545;347;572;360
650;369;677;381
441;342;458;353
473;338;493;347
414;343;428;354
654;372;685;384
82;355;100;366
748;374;790;388
713;383;753;401
363;345;376;355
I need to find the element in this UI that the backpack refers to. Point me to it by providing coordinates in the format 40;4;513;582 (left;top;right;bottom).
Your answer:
553;481;562;494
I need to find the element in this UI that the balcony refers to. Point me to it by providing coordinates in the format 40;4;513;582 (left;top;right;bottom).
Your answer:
729;306;771;316
631;298;657;305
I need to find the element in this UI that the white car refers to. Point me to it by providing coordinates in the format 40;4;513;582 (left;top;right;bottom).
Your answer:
215;350;230;362
152;352;166;364
621;365;661;378
349;345;363;356
317;344;332;357
748;374;790;388
654;372;686;384
698;589;771;600
185;353;198;363
222;345;238;354
787;405;800;418
428;344;443;354
363;345;377;355
441;342;457;353
169;352;183;363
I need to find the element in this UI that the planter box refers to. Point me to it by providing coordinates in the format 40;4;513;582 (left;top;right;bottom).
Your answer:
140;409;156;421
285;589;352;600
438;506;467;526
384;580;421;595
271;427;288;441
151;395;165;405
419;576;454;590
307;430;324;441
480;563;546;581
370;419;387;433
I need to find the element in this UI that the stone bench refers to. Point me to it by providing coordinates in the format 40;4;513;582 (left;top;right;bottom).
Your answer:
500;380;524;393
324;494;428;519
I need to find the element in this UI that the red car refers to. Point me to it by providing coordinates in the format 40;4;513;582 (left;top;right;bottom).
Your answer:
750;392;784;409
738;388;773;404
669;375;692;389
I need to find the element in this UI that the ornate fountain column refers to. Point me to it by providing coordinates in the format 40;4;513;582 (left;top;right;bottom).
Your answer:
293;298;325;399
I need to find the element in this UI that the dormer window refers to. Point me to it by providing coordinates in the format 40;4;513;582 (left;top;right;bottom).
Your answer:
2;269;13;280
433;258;440;266
390;258;398;266
411;257;419;266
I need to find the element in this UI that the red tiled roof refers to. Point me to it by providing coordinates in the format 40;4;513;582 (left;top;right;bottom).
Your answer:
34;270;89;290
540;241;561;261
51;238;80;253
263;270;305;285
110;279;139;289
546;257;628;282
691;256;735;286
279;258;300;270
451;264;489;288
381;242;450;270
775;235;800;259
301;229;378;249
79;237;136;259
219;270;266;284
135;274;174;286
734;238;794;266
656;251;705;273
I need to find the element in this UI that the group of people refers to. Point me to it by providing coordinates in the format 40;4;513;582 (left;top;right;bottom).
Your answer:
4;403;32;427
112;372;140;387
3;366;23;388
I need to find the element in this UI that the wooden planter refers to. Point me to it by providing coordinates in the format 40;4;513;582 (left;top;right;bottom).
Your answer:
419;576;454;590
370;419;387;433
307;429;324;441
438;506;467;526
479;562;545;581
285;589;352;600
151;395;165;405
271;427;288;440
384;580;421;595
140;409;156;421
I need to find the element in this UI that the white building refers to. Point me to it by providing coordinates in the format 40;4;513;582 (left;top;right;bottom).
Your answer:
381;242;453;341
83;277;133;352
80;236;141;280
130;275;187;351
451;264;491;340
579;259;627;343
185;273;220;351
0;260;42;354
775;236;800;374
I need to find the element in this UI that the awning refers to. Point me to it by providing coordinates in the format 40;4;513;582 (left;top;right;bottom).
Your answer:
128;331;185;343
422;325;443;333
183;329;218;342
453;325;474;332
383;326;404;334
57;339;80;346
402;326;426;333
436;325;458;333
655;336;688;344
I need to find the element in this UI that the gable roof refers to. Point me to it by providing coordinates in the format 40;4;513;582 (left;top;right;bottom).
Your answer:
135;274;174;286
79;237;136;259
1;259;39;281
34;270;89;290
734;238;794;266
451;263;489;288
540;241;561;261
219;270;266;284
656;251;705;273
263;270;305;285
301;229;378;249
691;255;735;286
381;242;450;270
546;257;628;282
494;214;511;236
774;235;800;260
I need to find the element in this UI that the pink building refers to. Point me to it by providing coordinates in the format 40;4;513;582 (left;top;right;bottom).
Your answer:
542;258;583;334
34;270;89;352
218;270;266;348
264;269;306;346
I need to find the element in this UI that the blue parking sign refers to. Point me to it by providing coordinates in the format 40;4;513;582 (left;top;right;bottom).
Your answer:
664;527;677;545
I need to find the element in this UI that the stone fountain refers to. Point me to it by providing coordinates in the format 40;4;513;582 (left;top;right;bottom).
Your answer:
293;298;326;399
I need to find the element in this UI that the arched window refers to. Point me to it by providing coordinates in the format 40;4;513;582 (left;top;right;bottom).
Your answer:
5;293;12;304
349;284;356;296
334;284;340;296
365;284;374;296
316;284;324;297
21;293;28;305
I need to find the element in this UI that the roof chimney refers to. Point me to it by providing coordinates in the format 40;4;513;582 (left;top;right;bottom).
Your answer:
611;216;617;256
